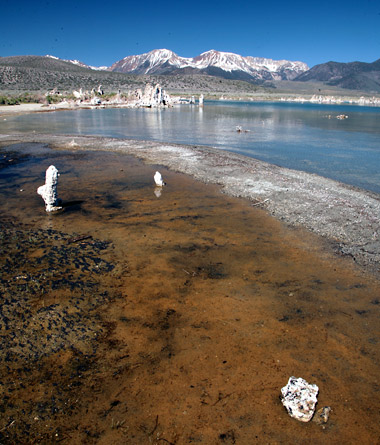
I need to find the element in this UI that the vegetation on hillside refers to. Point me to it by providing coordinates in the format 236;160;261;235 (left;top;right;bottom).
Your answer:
0;92;43;105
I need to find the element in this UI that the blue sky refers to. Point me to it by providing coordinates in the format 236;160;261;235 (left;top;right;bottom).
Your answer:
1;0;379;68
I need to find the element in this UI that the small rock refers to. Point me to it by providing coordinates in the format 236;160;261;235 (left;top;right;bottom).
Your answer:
280;376;319;422
313;406;331;425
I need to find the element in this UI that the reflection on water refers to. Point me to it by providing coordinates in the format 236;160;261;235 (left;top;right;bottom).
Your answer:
154;186;162;198
1;101;380;193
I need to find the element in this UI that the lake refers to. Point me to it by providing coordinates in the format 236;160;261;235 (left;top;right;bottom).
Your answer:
1;101;380;194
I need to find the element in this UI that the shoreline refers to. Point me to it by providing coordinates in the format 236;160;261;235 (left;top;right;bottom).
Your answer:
0;103;47;116
1;132;379;274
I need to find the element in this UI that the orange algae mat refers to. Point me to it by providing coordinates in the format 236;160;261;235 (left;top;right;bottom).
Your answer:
0;144;379;444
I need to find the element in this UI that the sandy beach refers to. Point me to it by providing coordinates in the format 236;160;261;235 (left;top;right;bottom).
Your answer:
0;135;380;443
0;103;48;116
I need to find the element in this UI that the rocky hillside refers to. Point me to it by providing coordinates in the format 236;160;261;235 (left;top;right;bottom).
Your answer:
0;56;146;92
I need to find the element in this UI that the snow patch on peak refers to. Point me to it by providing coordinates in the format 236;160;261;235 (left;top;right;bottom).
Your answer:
195;50;259;73
245;56;308;74
45;55;107;71
149;48;176;57
69;59;83;66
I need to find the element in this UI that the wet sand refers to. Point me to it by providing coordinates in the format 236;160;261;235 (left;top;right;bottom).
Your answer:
0;140;380;444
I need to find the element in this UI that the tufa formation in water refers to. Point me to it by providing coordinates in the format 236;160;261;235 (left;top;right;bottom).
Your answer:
154;171;166;187
37;165;62;212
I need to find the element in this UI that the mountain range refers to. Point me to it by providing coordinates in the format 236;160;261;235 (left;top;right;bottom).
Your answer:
108;49;309;82
0;54;263;95
1;49;380;93
88;49;380;92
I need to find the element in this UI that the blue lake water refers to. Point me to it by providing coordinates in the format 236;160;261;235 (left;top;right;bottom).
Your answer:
1;101;380;194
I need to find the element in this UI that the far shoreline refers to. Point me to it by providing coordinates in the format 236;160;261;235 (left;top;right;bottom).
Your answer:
1;90;380;119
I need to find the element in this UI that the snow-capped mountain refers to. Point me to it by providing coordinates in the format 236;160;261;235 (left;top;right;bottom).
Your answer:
109;49;309;81
109;49;191;74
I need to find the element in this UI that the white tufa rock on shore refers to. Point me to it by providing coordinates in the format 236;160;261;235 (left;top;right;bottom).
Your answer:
154;171;166;187
280;376;319;422
37;165;62;212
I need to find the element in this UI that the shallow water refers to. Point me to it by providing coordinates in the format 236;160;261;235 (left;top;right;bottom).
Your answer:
1;142;380;443
1;101;380;193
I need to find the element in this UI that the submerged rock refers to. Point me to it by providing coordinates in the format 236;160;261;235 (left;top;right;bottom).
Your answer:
280;376;319;422
37;165;62;212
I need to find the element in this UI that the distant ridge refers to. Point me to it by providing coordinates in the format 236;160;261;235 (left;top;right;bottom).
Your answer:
109;49;309;82
295;59;380;92
0;55;146;92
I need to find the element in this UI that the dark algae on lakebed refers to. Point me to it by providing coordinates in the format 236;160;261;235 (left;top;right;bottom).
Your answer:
0;223;119;442
0;141;380;444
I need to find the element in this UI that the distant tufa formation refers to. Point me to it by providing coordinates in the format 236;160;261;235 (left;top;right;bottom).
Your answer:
47;83;181;108
139;84;171;107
